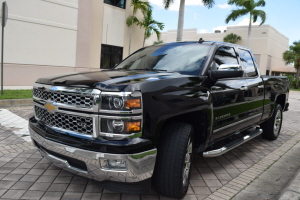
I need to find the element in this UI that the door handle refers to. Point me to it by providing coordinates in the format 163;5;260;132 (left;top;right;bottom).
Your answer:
240;86;248;91
258;85;264;89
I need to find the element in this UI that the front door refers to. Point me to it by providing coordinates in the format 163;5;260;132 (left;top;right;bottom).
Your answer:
210;46;249;141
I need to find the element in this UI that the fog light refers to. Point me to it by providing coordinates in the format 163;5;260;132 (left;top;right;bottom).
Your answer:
100;158;127;171
112;120;124;132
107;119;124;133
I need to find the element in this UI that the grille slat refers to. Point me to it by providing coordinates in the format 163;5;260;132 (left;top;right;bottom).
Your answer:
35;106;93;135
33;89;94;108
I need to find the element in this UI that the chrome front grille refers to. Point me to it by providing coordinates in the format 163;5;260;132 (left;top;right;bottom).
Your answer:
35;106;93;135
33;89;94;108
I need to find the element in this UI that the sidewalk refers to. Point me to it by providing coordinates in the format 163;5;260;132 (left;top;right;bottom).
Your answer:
231;139;300;200
279;167;300;200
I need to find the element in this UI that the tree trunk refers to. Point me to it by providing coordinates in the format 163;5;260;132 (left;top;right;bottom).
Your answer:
176;0;185;42
247;14;252;48
143;30;146;47
296;64;300;89
128;11;134;55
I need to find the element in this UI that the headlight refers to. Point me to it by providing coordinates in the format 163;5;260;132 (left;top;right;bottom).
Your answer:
100;91;142;137
101;92;142;111
101;118;141;134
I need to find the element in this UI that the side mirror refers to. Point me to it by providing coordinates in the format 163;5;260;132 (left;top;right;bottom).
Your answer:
210;64;244;81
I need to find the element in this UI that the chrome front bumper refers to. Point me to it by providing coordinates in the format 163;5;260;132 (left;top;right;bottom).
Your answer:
29;126;157;183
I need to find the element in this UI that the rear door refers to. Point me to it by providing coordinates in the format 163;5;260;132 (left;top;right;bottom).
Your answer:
210;46;249;141
238;49;264;125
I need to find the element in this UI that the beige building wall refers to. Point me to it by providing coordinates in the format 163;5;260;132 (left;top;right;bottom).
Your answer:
146;25;289;75
75;0;145;70
1;0;79;87
2;0;146;87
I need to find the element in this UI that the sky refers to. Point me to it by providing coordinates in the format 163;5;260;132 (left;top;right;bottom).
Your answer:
148;0;300;45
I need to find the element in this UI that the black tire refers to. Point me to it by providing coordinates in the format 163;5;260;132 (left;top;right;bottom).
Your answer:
260;104;283;140
153;122;193;199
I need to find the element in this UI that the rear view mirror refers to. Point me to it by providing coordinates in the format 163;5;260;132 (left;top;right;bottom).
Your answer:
210;64;243;81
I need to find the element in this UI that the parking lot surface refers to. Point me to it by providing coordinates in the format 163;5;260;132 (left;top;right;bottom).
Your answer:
0;91;300;200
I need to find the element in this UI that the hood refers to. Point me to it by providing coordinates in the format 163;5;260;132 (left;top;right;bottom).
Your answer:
36;70;182;91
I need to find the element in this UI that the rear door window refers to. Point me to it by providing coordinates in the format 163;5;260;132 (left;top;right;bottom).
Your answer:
239;49;258;77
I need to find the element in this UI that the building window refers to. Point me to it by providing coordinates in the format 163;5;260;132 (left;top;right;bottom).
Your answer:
266;70;270;76
104;0;126;9
101;44;123;69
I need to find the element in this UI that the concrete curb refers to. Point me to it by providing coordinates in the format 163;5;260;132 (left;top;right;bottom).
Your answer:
279;169;300;200
0;99;33;108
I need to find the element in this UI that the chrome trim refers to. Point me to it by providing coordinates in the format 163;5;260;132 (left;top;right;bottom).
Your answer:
46;152;88;174
203;128;263;157
213;113;262;133
100;109;143;114
33;83;144;139
30;126;157;182
34;102;100;138
33;83;101;113
240;86;248;91
99;115;143;139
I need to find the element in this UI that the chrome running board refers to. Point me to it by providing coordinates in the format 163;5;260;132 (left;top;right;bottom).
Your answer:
203;128;263;157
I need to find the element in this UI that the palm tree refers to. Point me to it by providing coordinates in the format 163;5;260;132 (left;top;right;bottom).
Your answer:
127;0;151;54
127;10;164;47
163;0;215;42
153;40;164;45
225;0;266;47
223;33;242;44
283;41;300;89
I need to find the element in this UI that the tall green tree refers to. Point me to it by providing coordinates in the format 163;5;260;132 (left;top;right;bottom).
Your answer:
225;0;266;47
127;9;164;47
127;0;151;54
163;0;215;42
223;33;242;44
139;10;164;47
283;41;300;89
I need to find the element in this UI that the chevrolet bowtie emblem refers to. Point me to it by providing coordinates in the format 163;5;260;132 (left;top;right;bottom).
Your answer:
44;102;56;112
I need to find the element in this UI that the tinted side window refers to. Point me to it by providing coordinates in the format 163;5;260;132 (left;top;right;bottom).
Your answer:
214;46;239;68
239;49;258;77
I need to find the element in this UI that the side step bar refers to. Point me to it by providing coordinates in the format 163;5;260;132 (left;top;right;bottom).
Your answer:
203;128;263;158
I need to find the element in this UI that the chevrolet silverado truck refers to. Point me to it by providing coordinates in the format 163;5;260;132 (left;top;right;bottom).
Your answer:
29;41;289;198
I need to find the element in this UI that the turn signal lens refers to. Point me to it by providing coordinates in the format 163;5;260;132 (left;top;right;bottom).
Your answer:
125;121;141;132
125;99;141;109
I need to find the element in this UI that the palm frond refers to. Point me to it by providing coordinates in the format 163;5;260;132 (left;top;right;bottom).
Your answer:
138;9;164;41
131;0;151;15
223;33;242;44
283;42;300;68
163;0;174;9
202;0;215;8
255;0;266;7
225;8;249;23
126;16;140;26
251;9;266;25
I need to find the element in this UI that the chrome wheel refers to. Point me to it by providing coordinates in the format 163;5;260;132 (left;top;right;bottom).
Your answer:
274;109;282;136
182;138;192;187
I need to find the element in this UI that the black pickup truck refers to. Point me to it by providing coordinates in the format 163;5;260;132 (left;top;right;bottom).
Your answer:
29;41;289;198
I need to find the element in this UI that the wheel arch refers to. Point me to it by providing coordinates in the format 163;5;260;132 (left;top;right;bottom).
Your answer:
275;94;286;110
160;111;208;151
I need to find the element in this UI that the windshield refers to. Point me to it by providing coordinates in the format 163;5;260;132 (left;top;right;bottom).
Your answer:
114;43;211;75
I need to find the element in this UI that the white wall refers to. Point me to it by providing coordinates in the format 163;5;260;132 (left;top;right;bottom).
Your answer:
102;5;125;47
0;0;78;67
